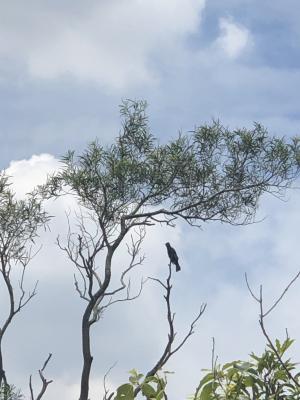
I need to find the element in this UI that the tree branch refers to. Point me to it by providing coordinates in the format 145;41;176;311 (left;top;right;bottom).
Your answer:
102;361;117;400
29;353;53;400
245;272;300;390
134;263;206;396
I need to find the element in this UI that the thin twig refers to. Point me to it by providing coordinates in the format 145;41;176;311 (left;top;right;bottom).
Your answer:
102;361;117;400
263;270;300;317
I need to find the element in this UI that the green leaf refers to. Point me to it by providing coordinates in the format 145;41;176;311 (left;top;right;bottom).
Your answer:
199;382;214;400
275;339;281;351
222;361;238;370
141;383;156;398
274;370;288;381
115;383;134;400
128;376;137;385
235;362;253;371
197;373;214;388
244;376;255;387
128;369;143;385
156;390;165;400
128;369;138;376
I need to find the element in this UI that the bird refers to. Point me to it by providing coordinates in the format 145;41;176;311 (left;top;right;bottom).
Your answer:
165;242;181;272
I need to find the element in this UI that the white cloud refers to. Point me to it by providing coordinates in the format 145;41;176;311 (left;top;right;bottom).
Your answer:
215;17;252;59
0;1;205;89
5;153;59;198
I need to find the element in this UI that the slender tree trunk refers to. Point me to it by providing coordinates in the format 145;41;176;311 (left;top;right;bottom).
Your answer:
78;249;113;400
79;308;93;400
0;347;4;387
0;337;7;389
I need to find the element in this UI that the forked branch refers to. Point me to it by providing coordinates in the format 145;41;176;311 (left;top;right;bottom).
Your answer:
90;228;146;324
245;271;300;389
102;362;117;400
29;353;53;400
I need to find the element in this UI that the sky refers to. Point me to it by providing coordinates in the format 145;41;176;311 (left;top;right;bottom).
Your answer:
1;1;300;399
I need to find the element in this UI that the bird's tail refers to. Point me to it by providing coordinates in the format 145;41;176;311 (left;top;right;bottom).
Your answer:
176;263;181;272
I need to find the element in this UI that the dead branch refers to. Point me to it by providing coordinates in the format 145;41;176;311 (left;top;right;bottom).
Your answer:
263;270;300;318
134;263;206;397
29;353;53;400
104;228;146;297
0;249;40;387
102;361;117;400
89;228;146;324
94;277;146;323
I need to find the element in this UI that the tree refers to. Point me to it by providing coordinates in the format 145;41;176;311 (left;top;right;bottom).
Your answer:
0;383;23;400
40;100;300;400
0;173;49;392
194;272;300;399
193;337;300;399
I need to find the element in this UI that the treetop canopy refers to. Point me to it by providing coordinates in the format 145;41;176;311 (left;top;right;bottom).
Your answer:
40;100;300;230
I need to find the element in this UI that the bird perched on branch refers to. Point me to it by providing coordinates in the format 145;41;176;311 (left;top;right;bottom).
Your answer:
165;242;181;272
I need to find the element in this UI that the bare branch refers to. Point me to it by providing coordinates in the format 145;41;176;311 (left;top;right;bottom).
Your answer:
0;242;42;386
95;278;146;324
245;272;260;302
104;229;146;298
88;227;147;325
245;272;300;390
134;263;206;396
170;304;206;357
102;361;117;400
74;273;89;302
148;276;167;290
263;270;300;317
29;353;53;400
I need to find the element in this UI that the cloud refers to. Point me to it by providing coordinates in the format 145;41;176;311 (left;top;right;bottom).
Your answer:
1;2;300;176
215;17;252;58
0;1;205;89
5;153;59;198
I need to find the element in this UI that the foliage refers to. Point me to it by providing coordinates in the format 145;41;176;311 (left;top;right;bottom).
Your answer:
113;369;169;400
40;100;300;228
193;337;300;399
0;173;49;264
0;384;23;400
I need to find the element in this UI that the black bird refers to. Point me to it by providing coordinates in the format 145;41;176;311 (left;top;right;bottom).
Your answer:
165;242;181;272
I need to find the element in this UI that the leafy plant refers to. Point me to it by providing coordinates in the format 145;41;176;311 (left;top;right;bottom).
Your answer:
114;369;169;400
193;337;300;399
0;384;23;400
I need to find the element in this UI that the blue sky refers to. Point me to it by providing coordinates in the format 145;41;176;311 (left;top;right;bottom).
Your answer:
1;1;300;399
